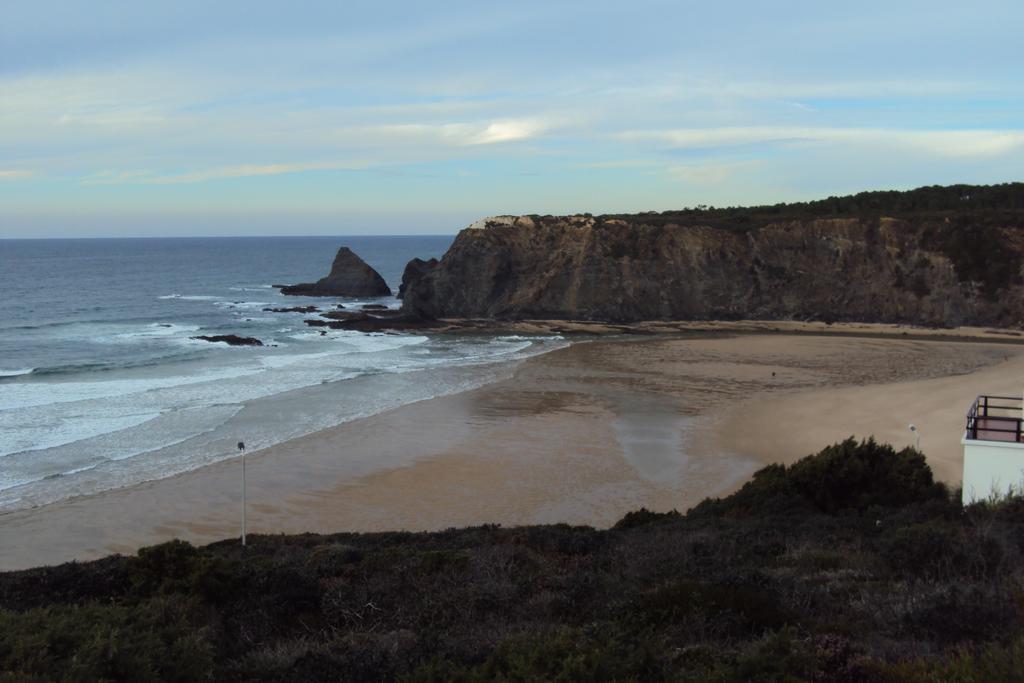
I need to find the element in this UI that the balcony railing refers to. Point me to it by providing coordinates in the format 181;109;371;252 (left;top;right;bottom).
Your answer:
966;395;1024;443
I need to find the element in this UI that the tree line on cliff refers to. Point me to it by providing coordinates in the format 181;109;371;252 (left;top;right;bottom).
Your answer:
595;182;1024;230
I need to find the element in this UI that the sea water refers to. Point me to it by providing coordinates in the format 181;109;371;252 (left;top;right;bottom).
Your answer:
0;237;565;511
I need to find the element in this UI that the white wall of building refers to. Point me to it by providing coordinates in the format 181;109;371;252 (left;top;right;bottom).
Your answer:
962;437;1024;504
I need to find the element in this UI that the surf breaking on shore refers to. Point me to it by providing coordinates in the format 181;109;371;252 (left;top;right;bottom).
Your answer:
0;332;566;513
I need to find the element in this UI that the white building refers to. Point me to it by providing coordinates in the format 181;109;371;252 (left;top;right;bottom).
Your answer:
961;394;1024;504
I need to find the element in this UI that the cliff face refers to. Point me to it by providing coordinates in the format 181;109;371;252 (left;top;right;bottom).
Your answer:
401;214;1024;326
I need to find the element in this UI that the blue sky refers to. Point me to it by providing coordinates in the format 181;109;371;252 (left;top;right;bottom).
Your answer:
1;0;1022;237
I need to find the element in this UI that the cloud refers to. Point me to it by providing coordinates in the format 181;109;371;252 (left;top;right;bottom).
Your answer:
621;127;1024;159
366;118;551;147
667;161;761;184
0;170;35;180
69;115;556;187
53;109;165;128
573;159;658;170
85;161;371;185
464;119;548;145
908;131;1024;158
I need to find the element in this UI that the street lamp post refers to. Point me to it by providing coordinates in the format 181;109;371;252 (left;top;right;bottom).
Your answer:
237;441;246;546
908;424;920;450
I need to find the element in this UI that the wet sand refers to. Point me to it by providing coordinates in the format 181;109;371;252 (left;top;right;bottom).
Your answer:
1;331;1020;571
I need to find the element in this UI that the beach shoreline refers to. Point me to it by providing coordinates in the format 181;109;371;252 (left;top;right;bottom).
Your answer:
2;324;1023;571
331;316;1024;344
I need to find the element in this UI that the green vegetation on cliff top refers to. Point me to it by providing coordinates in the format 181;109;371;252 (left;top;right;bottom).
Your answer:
592;182;1024;228
2;438;1024;681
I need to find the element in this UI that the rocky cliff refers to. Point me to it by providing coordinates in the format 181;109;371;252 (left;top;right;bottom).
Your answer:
401;209;1024;327
281;247;391;297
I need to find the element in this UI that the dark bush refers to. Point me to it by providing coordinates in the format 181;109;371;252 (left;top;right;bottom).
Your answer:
127;539;241;604
878;522;972;578
787;438;948;513
0;597;213;682
0;556;129;611
306;543;364;578
903;583;1022;644
612;507;681;530
634;580;789;633
414;627;664;682
694;438;949;517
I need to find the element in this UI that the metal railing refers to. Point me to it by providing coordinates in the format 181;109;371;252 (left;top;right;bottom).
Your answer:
966;395;1024;443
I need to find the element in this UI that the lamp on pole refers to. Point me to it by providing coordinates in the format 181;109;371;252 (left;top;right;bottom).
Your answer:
237;441;247;546
908;424;920;450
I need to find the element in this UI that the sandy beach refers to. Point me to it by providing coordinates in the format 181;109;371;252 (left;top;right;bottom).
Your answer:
1;328;1022;571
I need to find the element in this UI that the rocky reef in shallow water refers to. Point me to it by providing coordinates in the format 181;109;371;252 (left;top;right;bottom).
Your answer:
280;247;391;297
191;334;263;346
399;186;1024;327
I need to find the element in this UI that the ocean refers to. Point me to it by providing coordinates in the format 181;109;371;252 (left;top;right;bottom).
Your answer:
0;236;565;512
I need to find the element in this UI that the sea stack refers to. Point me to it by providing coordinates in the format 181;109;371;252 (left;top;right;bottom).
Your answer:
280;247;391;297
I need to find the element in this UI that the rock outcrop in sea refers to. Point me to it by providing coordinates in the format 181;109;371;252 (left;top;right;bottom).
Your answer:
399;187;1024;327
280;247;391;297
191;334;264;346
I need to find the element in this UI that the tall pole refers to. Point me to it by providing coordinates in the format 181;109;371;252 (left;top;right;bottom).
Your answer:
238;441;247;547
242;450;247;546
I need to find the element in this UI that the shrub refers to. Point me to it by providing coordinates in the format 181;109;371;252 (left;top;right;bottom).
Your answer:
306;543;363;578
786;438;947;513
634;580;789;634
0;597;213;682
613;507;681;530
861;635;1024;682
693;438;949;517
422;627;663;682
127;539;240;604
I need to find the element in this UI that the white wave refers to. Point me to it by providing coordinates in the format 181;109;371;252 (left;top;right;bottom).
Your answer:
57;463;101;477
257;350;341;369
104;405;244;461
0;410;162;460
214;300;271;310
157;294;221;301
288;330;340;342
495;334;565;342
0;368;34;378
0;405;243;492
345;299;402;310
0;364;263;411
229;285;275;292
0;328;572;510
0;338;412;414
337;332;429;354
287;329;430;350
112;323;201;341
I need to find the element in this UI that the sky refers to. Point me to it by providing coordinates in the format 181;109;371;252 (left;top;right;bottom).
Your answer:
1;0;1022;237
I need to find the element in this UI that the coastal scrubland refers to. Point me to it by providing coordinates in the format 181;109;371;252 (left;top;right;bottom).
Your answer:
2;439;1023;682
